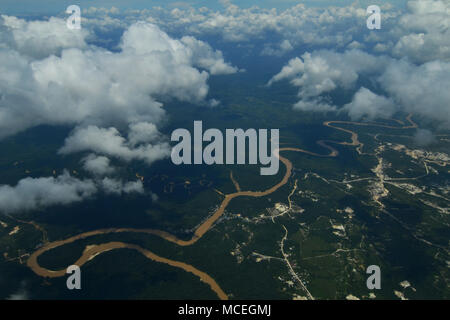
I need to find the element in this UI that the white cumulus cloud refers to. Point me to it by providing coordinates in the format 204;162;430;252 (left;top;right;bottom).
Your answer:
82;154;116;176
271;49;450;127
0;171;97;214
0;17;236;212
59;125;171;165
342;87;397;121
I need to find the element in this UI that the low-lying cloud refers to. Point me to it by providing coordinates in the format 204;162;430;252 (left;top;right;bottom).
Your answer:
413;129;437;146
0;172;97;214
59;124;171;166
0;171;146;214
0;16;238;213
270;49;450;127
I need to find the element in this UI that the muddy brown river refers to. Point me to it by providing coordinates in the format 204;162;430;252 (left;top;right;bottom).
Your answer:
27;115;417;300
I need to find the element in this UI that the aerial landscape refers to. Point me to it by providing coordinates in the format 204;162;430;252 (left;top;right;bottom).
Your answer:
0;0;448;301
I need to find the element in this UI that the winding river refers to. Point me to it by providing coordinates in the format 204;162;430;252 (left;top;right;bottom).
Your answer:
27;115;417;300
